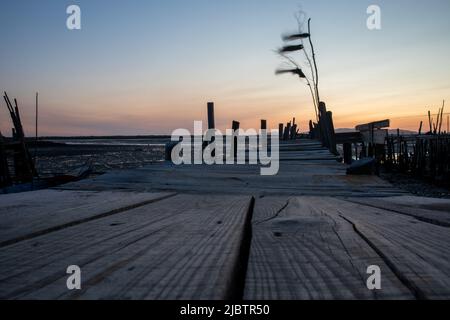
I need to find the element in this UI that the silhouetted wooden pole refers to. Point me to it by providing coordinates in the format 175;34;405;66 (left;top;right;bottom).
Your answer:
278;123;283;140
438;100;445;135
261;120;267;130
428;110;432;134
232;121;240;158
343;143;352;164
207;102;215;130
34;92;38;164
308;19;320;107
283;122;291;141
447;114;449;133
326;111;337;154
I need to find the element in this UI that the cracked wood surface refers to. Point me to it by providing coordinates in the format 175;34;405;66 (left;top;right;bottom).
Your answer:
245;197;414;299
245;196;450;300
1;139;449;300
0;190;175;247
318;197;450;299
0;194;253;299
58;139;407;197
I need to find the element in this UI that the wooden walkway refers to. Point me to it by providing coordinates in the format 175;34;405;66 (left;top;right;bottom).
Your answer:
59;139;407;197
1;139;449;299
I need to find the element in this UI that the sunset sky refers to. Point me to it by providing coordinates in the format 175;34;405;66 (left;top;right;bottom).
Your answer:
1;0;449;136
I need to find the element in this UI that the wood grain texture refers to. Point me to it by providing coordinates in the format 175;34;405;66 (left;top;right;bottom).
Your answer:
3;137;443;300
59;138;404;197
0;190;175;246
315;197;450;299
0;194;253;300
244;196;413;299
345;196;450;227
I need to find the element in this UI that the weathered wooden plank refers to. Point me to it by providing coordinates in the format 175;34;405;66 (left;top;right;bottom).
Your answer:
0;190;175;246
60;158;405;197
335;132;363;144
315;197;450;299
356;119;390;132
346;196;450;227
0;194;253;300
244;196;413;299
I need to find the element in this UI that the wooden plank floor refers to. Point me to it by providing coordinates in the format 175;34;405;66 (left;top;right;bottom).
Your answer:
316;197;450;299
0;194;253;299
245;196;450;300
345;196;450;227
244;197;413;299
59;139;407;197
0;190;174;247
1;138;449;299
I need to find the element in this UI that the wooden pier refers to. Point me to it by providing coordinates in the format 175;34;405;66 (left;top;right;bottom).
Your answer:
1;138;449;299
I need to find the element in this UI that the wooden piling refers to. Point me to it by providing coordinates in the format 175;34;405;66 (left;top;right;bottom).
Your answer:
0;133;11;187
290;124;297;140
232;121;240;158
318;102;329;148
278;123;284;140
309;120;314;138
261;120;267;131
343;142;352;164
283;122;291;141
326;111;337;154
207;102;215;130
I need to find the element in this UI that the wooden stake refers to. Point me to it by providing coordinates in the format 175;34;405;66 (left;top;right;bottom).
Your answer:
428;110;432;133
232;121;240;158
35;92;38;163
261;120;267;130
207;102;215;130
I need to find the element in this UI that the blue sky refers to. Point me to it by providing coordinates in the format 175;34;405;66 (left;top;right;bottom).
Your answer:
1;0;449;135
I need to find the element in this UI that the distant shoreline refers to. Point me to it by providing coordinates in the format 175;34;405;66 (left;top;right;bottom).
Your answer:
37;135;172;140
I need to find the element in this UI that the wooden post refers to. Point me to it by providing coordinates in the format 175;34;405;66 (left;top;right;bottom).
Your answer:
34;92;38;166
0;133;11;187
447;115;450;134
326;111;337;154
232;121;240;158
309;120;314;138
428;110;432;133
343;142;352;164
207;102;215;130
261;120;267;130
318;102;329;148
290;124;297;140
206;102;216;154
438;101;445;135
283;122;291;141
